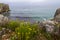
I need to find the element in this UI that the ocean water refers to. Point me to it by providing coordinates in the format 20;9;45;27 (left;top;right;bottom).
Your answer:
9;6;56;21
10;8;55;21
9;8;56;21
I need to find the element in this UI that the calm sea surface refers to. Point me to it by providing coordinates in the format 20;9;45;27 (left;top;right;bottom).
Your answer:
9;6;56;21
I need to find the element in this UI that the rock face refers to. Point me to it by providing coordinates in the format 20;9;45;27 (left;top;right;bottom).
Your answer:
54;8;60;22
0;3;10;13
42;20;55;33
0;3;10;18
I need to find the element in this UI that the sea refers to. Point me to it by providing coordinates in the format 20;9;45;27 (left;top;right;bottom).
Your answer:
8;4;57;21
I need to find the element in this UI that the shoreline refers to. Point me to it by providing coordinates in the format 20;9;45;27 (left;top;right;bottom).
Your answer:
9;16;53;21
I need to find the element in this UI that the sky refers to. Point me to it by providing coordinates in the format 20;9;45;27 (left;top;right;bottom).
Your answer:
0;0;46;3
0;0;60;6
0;0;47;3
0;0;60;17
0;0;60;3
0;0;60;9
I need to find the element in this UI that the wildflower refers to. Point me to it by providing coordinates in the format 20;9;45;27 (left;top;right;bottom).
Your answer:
18;32;20;35
28;28;32;31
21;23;24;25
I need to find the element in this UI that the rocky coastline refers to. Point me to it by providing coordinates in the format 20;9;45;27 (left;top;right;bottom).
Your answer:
0;3;60;40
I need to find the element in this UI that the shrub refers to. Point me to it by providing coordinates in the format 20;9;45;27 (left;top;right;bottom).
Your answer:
15;22;39;40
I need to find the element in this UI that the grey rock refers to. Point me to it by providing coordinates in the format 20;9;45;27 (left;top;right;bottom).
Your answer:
0;3;10;13
0;14;9;26
54;8;60;22
42;20;55;33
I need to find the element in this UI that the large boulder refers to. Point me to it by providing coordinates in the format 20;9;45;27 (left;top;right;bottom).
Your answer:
54;8;60;22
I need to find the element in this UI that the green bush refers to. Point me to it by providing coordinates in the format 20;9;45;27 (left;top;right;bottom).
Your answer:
15;22;39;40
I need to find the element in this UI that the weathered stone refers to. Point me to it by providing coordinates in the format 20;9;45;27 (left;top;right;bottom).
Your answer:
54;8;60;22
0;3;10;13
42;20;55;33
0;14;9;26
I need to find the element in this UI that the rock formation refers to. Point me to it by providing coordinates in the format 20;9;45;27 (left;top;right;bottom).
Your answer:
0;3;10;13
41;8;60;34
0;3;10;17
54;8;60;22
0;3;10;26
41;8;60;33
42;20;55;33
0;14;9;26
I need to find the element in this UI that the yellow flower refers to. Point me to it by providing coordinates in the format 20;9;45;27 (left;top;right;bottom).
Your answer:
21;23;24;25
28;28;32;31
18;32;20;34
26;32;30;35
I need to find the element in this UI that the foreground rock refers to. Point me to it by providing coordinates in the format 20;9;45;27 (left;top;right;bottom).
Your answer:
0;14;9;26
42;20;55;33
